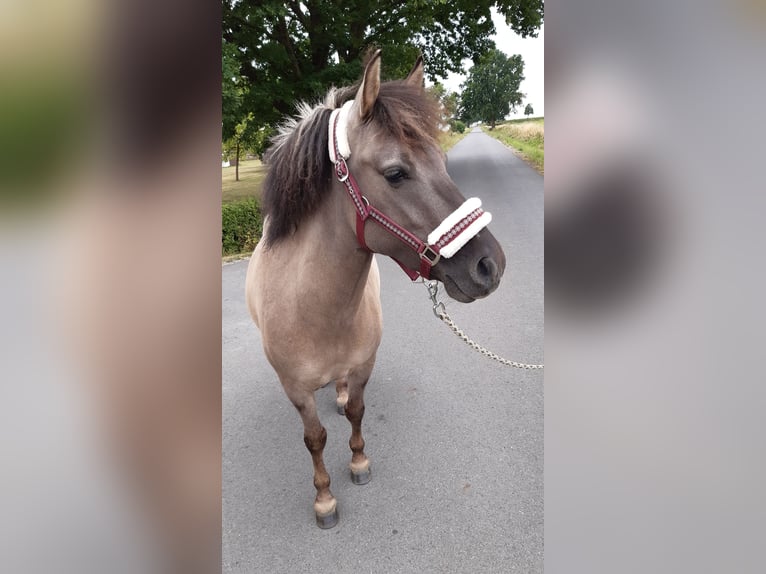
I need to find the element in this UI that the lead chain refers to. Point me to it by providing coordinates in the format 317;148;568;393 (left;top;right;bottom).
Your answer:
422;280;544;370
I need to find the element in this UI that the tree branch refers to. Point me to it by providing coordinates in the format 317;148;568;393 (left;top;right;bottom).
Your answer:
286;0;308;29
275;17;303;79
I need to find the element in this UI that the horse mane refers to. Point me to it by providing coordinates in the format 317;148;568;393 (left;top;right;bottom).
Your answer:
260;80;441;246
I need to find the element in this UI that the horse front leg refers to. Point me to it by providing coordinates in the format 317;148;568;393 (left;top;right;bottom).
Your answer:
287;390;338;528
345;369;372;485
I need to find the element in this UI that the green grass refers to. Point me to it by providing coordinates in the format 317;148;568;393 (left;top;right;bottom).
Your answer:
482;119;544;173
222;158;267;204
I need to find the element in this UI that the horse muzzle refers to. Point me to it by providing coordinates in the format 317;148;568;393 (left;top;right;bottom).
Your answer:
432;230;506;302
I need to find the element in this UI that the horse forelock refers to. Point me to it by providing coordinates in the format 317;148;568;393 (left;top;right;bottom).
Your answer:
370;81;441;152
261;81;439;246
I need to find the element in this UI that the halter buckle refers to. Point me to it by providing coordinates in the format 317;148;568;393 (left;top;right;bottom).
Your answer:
335;158;349;182
420;245;441;266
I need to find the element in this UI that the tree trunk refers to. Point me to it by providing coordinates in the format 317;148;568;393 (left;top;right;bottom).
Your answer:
235;139;240;182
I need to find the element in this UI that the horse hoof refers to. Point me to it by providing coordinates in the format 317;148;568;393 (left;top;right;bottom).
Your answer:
336;403;346;415
315;508;339;529
351;468;371;485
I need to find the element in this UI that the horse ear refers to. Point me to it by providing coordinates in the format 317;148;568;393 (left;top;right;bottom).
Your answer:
405;55;424;88
354;49;382;120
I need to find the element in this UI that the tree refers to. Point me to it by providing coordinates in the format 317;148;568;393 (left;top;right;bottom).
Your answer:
427;82;460;130
460;49;525;129
223;38;254;181
524;103;534;116
223;38;277;180
223;114;255;182
443;92;460;124
222;38;244;143
222;1;543;135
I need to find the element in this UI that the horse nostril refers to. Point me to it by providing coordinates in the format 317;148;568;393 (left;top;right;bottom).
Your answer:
476;256;498;283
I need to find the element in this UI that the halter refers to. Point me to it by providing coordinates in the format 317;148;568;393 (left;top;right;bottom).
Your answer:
329;100;492;280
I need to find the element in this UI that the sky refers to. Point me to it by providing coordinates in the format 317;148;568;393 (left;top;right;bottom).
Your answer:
435;10;544;119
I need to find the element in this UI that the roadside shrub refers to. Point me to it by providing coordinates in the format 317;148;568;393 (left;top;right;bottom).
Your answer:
222;197;262;255
450;120;466;134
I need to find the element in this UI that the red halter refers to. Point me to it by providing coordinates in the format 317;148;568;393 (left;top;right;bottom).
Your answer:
329;104;491;280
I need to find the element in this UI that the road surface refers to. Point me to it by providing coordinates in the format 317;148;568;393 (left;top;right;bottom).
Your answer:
223;128;543;573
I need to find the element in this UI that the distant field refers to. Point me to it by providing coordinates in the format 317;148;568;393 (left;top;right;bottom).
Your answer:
483;118;544;173
222;159;267;204
504;116;544;125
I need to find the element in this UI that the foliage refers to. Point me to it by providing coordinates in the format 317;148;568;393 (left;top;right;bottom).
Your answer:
524;103;534;116
222;198;262;255
444;92;459;122
460;49;525;128
450;120;466;134
223;38;274;159
495;0;544;38
223;123;275;163
428;82;460;129
222;1;543;135
222;38;246;142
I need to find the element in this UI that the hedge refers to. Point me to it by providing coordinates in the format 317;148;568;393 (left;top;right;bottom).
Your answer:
222;197;262;255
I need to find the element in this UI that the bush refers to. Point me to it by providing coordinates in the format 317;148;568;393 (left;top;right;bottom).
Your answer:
450;120;466;134
222;198;262;255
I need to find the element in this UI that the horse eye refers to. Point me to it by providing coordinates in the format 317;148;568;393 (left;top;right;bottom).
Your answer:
383;168;407;185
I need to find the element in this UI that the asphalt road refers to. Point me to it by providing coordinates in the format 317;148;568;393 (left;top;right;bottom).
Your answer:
223;128;543;573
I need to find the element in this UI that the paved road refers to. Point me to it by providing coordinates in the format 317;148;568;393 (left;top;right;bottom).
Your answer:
223;128;543;573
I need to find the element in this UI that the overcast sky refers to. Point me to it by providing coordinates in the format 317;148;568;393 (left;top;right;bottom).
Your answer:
434;10;544;119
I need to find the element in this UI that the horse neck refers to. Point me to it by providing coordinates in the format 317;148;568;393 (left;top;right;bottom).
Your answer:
292;183;374;318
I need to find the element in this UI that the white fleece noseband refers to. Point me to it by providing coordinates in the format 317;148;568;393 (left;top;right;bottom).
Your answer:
427;197;492;258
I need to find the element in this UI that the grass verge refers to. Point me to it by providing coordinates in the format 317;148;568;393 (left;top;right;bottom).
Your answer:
482;119;544;173
439;130;469;152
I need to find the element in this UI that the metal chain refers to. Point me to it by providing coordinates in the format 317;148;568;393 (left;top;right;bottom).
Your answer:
421;280;544;370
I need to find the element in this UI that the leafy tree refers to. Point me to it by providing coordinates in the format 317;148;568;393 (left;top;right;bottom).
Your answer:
222;38;246;142
223;38;276;180
443;92;460;124
428;82;447;102
496;0;544;38
427;82;460;130
222;1;543;135
460;49;525;129
524;103;534;116
223;113;262;181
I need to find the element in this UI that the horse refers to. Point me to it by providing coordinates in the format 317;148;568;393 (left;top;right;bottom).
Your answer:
245;50;506;528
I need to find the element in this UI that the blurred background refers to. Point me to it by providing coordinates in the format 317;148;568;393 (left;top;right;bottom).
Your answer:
2;0;766;572
545;0;766;572
1;1;220;573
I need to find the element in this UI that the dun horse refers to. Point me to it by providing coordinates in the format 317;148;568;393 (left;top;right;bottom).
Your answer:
246;51;506;528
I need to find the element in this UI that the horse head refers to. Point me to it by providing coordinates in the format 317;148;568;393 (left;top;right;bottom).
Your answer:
337;51;506;302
